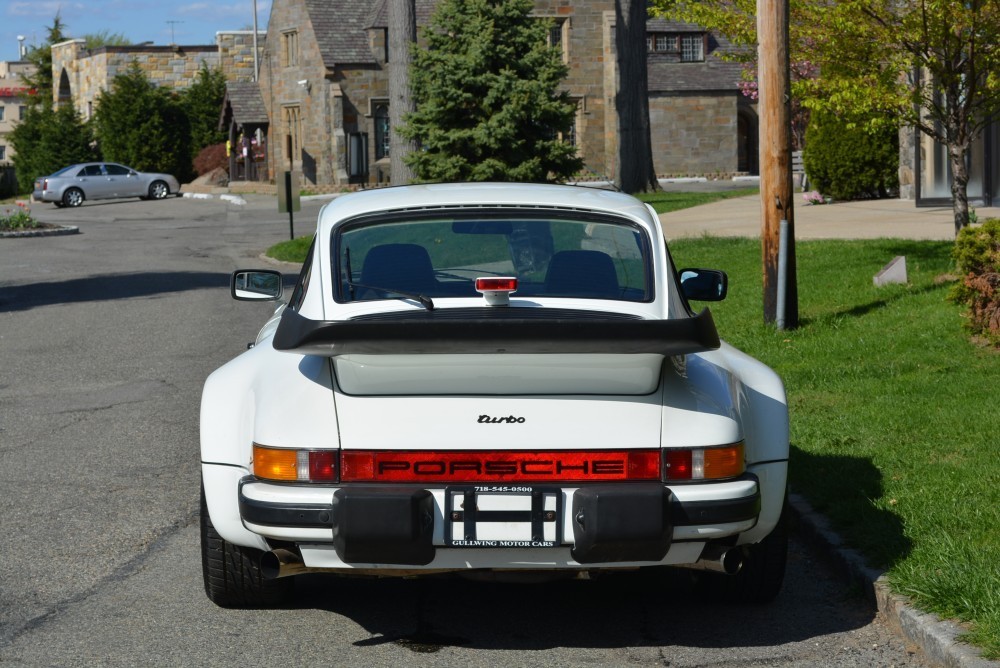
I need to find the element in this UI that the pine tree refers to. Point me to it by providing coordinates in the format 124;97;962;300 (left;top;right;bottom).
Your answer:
181;64;228;156
93;63;193;181
401;0;582;182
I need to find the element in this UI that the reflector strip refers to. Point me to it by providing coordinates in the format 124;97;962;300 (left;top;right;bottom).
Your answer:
341;450;660;483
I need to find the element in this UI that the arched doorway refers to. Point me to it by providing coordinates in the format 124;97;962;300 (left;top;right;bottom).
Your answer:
58;69;72;107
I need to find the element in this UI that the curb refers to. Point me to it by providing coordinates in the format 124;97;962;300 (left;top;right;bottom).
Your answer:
0;225;79;239
789;492;997;667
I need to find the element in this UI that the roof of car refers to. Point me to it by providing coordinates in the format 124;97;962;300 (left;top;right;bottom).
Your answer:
317;183;654;231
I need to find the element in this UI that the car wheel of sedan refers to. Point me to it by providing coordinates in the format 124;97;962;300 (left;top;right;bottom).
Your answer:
62;188;84;208
200;484;293;608
148;181;169;200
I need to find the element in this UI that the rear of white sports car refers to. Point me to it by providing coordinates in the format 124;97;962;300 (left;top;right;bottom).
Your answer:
200;184;789;608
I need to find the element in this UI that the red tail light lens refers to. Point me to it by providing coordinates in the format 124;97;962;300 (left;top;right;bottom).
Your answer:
475;277;518;292
663;443;745;481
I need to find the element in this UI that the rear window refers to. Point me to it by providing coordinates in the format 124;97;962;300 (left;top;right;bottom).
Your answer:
333;212;651;303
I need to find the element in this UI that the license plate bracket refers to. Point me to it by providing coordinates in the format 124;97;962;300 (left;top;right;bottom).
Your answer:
443;486;562;548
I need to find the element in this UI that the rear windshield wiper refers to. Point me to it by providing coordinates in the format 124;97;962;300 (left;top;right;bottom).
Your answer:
347;280;435;311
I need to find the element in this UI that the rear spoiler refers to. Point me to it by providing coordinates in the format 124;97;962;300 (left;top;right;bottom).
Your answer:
272;307;721;356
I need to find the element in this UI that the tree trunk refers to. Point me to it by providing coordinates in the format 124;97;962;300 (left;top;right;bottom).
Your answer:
948;142;971;235
389;0;418;185
614;0;658;194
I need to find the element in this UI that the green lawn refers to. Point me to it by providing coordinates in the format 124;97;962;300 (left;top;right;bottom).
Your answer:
670;237;1000;658
638;187;759;213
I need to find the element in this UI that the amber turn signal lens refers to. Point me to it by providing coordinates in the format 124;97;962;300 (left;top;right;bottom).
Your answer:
253;444;299;481
703;442;744;479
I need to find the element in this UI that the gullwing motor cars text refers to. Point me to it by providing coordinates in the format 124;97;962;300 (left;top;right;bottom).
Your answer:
200;183;790;607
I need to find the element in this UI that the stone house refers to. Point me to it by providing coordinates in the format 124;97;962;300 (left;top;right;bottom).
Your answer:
259;0;754;189
50;32;264;122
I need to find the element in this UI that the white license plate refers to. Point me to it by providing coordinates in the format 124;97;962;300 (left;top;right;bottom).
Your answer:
443;486;562;547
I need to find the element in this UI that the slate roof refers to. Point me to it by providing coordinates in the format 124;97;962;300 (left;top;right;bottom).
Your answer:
364;0;438;28
221;81;269;127
306;0;377;67
645;22;745;93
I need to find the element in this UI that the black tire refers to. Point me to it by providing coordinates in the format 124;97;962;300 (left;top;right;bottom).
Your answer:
62;188;84;207
148;180;170;200
200;484;293;608
704;505;789;604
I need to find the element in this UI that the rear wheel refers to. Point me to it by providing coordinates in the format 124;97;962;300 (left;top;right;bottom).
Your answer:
62;188;84;207
200;484;293;608
148;181;169;200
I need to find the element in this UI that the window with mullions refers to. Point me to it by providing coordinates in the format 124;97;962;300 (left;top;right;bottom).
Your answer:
681;34;704;62
647;33;678;53
374;103;390;160
281;30;299;67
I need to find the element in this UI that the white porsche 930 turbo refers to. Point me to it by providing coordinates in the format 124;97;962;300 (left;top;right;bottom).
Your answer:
200;183;789;607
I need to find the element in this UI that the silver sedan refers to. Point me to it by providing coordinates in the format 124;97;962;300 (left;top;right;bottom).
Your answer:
32;162;181;207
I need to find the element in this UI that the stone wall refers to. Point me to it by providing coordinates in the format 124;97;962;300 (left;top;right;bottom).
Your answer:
649;93;740;175
217;31;266;83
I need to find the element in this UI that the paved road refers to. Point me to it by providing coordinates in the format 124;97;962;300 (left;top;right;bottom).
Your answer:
0;194;931;667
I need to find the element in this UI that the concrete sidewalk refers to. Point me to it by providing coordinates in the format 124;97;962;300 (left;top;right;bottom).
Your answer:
659;194;1000;240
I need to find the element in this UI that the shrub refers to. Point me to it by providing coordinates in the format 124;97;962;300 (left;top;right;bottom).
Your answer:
194;143;228;176
951;218;1000;346
803;109;899;201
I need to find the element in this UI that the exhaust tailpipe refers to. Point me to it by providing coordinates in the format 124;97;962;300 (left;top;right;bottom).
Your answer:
260;548;317;579
679;546;744;575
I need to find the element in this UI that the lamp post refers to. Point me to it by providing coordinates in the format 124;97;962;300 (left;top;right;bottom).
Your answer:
17;35;25;59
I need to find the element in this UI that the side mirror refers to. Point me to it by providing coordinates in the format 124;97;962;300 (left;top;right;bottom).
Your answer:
231;270;283;301
679;268;728;301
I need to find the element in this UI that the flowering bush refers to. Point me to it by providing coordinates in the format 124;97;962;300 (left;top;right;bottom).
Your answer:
0;201;38;229
802;191;830;205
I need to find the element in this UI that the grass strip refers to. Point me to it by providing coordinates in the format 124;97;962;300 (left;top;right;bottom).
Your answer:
669;236;1000;659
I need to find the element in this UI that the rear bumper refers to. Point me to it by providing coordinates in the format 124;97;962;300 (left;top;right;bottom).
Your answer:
234;476;761;568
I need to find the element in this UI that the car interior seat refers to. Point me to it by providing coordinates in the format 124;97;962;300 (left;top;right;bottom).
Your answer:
544;250;621;299
359;243;438;296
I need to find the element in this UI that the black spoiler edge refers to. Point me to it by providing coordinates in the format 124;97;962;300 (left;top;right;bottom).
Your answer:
272;307;721;356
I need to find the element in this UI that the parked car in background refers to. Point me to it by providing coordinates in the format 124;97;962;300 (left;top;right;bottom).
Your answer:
32;162;180;207
200;183;790;608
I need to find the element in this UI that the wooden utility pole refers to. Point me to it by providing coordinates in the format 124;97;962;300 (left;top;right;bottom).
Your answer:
757;0;798;328
388;0;418;185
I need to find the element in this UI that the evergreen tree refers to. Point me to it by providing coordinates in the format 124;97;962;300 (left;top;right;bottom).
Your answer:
10;104;97;193
93;62;193;181
181;64;228;156
401;0;582;182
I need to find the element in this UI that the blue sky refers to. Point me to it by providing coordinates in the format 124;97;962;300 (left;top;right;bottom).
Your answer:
3;0;271;61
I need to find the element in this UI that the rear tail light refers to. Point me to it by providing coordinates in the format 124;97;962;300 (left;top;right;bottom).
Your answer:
663;442;745;481
253;443;338;482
